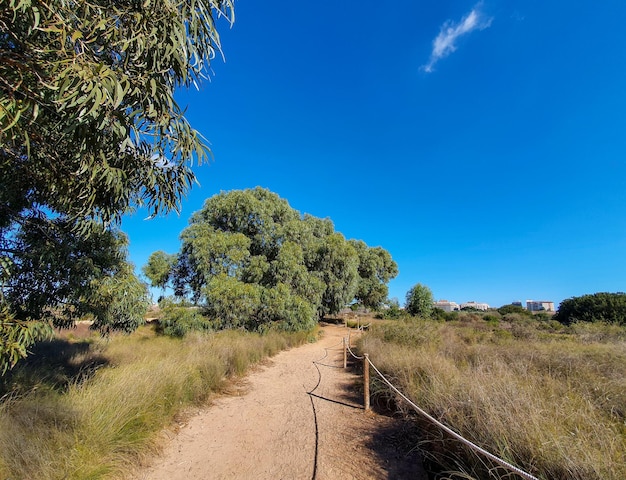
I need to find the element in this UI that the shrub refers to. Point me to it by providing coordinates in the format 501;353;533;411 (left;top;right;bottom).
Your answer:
497;304;532;317
358;319;626;480
157;298;212;337
555;292;626;326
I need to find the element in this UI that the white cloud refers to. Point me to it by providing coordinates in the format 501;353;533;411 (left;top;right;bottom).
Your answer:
422;4;493;73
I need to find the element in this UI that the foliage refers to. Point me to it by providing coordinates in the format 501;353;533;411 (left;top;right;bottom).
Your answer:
431;307;458;322
349;240;398;309
497;303;532;316
554;292;626;326
145;188;397;332
405;283;434;318
359;319;626;480
142;251;178;292
310;233;359;318
0;306;54;375
381;298;405;319
1;0;234;227
1;220;149;372
157;297;211;338
3;220;148;332
1;0;232;370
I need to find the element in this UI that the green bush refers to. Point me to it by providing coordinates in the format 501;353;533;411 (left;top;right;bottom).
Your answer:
497;304;532;317
158;298;212;337
483;314;501;325
382;304;405;319
555;292;626;326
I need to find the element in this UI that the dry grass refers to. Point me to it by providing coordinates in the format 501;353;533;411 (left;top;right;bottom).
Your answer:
358;317;626;480
0;325;316;480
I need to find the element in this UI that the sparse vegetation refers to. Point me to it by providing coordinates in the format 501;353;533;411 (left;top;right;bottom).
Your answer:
0;324;315;480
358;314;626;480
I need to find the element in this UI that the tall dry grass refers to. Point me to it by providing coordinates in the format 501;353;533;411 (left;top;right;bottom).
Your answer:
358;317;626;480
0;325;315;479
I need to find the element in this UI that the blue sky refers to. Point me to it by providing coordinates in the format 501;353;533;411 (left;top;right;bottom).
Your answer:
122;0;626;308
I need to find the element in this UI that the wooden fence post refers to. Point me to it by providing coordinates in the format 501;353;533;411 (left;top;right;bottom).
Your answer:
363;353;370;412
343;336;347;369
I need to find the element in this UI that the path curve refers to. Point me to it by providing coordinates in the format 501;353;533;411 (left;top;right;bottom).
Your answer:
137;324;425;480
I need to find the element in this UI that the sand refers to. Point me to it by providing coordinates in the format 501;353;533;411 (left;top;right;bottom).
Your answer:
136;323;426;480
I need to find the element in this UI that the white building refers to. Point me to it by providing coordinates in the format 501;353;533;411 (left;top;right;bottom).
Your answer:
460;301;490;311
526;300;555;312
433;300;460;312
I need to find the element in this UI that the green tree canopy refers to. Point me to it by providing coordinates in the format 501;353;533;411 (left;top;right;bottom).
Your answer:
4;220;149;331
1;221;149;373
1;1;233;371
405;283;434;318
1;0;233;227
350;239;398;309
554;292;626;326
142;250;178;292
146;188;398;331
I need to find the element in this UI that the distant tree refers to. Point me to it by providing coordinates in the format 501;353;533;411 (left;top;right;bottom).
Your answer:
144;188;396;332
405;283;434;318
381;298;404;319
554;292;626;326
498;304;532;316
143;251;178;293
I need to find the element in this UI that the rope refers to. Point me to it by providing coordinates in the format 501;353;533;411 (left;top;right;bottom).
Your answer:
365;358;540;480
305;337;344;480
307;333;365;478
346;343;363;360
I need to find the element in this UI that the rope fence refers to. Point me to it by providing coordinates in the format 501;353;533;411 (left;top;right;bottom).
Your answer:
342;329;540;480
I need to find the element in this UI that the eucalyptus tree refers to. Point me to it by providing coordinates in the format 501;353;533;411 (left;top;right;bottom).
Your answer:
349;239;399;309
147;188;398;332
1;220;149;373
142;250;178;293
1;0;233;227
1;1;234;370
308;233;359;318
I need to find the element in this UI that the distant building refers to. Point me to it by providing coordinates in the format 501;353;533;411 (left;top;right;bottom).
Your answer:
460;301;490;311
526;300;555;312
433;300;460;312
512;301;523;307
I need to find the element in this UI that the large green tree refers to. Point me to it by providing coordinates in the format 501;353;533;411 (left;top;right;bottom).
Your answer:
349;239;398;309
142;250;178;293
554;292;626;326
146;188;398;331
1;0;234;370
405;283;434;318
1;220;149;373
1;0;233;227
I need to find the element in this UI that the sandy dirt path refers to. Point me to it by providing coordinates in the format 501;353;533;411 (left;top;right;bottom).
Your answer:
137;324;426;480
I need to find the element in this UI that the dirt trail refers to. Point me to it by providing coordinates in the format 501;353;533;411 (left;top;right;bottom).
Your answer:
137;324;426;480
